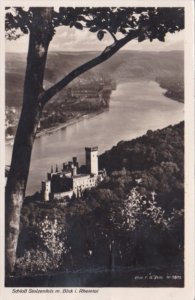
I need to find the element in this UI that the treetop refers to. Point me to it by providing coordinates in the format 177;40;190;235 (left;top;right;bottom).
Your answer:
5;7;184;43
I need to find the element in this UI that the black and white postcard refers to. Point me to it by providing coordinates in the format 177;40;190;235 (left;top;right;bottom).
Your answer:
0;0;194;299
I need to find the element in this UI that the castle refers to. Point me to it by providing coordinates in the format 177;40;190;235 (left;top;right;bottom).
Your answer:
41;147;106;202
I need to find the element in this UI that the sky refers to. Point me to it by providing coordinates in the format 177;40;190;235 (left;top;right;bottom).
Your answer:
5;25;184;53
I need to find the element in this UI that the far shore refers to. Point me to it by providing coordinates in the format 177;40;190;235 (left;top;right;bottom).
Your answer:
6;108;108;146
5;78;183;146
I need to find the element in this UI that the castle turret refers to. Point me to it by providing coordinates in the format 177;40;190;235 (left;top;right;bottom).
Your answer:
73;157;77;165
73;157;79;168
85;146;98;175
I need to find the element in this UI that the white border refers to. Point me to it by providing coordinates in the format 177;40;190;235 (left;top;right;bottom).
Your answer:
0;1;194;300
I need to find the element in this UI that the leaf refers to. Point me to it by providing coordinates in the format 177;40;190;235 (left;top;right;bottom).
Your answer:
97;30;105;41
74;22;83;30
157;35;165;42
69;21;74;28
89;26;99;33
138;34;145;42
86;20;94;27
169;28;175;33
77;15;86;22
20;26;28;34
120;28;127;34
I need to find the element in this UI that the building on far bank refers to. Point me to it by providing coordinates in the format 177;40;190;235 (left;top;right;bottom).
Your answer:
41;147;106;202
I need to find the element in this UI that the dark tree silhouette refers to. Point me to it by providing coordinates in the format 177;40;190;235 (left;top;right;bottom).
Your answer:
5;7;184;275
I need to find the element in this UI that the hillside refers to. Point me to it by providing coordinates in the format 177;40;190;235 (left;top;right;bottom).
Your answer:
11;122;184;287
6;50;184;107
99;121;184;213
99;121;184;173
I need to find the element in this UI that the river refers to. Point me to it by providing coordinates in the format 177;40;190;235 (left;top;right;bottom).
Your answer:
5;80;184;195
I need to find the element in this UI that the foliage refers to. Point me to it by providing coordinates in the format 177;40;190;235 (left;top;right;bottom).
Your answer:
16;215;68;274
116;188;166;231
17;123;184;275
99;122;184;173
5;7;184;43
36;216;65;256
156;74;184;102
16;248;57;275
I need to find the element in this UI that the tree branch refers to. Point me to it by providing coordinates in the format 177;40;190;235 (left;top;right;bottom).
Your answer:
39;30;138;106
108;30;117;42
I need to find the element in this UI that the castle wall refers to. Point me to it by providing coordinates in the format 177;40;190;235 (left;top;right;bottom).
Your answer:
73;174;97;196
52;190;73;200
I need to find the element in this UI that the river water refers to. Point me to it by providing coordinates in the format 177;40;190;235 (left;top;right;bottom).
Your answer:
5;81;184;195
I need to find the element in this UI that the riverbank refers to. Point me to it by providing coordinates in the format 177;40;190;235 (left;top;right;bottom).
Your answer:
36;108;108;138
155;77;184;103
5;108;108;146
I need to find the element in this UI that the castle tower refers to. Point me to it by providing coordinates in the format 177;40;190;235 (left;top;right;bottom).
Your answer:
85;146;98;175
72;166;77;176
41;180;51;201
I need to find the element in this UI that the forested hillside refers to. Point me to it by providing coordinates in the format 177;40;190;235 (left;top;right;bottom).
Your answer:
99;121;184;213
12;122;184;287
6;50;184;107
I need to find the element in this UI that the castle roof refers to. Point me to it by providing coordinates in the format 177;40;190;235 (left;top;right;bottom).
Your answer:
85;146;98;152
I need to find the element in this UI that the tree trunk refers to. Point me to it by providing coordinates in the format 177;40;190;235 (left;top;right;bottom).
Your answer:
5;8;138;276
5;8;53;275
